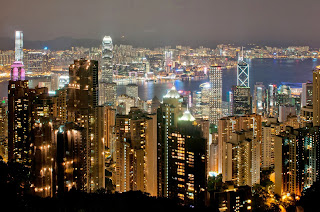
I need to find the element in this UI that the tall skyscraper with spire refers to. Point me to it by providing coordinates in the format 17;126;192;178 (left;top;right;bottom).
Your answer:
99;36;116;106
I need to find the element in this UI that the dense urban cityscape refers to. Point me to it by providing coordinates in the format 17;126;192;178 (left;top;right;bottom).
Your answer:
2;1;320;211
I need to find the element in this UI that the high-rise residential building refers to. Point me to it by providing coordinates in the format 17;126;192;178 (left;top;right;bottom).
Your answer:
218;114;261;186
253;82;266;116
209;65;222;126
15;31;23;63
67;59;104;192
113;108;157;196
261;118;280;170
313;66;320;126
167;109;207;206
55;123;86;195
275;126;320;197
232;86;252;116
0;101;8;162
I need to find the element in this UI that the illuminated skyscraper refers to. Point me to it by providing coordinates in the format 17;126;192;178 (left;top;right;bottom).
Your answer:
253;82;266;115
237;49;249;88
101;36;113;83
301;81;313;107
209;65;222;125
113;108;157;196
67;59;104;192
218;114;261;186
100;36;116;106
167;110;207;206
15;31;23;63
232;86;252;116
313;66;320;126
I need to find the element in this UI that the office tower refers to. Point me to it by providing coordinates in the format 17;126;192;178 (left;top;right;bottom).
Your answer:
15;31;23;62
277;85;294;106
55;123;86;195
67;59;103;192
218;114;261;186
27;51;44;73
237;49;249;88
313;67;320;126
267;84;278;117
209;65;222;125
227;90;233;116
100;36;116;106
126;83;139;99
301;81;313;107
167;110;207;206
232;86;252;116
253;82;266;115
164;50;173;72
113;108;157;196
101;36;113;83
0;101;8;162
261;118;280;170
274;126;320;197
278;105;296;123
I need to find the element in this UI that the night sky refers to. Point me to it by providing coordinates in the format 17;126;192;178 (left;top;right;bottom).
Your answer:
1;0;320;47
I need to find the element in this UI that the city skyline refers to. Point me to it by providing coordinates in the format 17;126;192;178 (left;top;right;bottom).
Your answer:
2;1;320;211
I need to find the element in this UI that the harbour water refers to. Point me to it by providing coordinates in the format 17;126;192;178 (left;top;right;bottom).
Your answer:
0;58;319;101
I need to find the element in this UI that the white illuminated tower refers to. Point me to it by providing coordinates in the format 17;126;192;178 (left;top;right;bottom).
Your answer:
237;47;249;87
99;36;116;106
15;31;23;63
209;65;222;125
101;36;113;83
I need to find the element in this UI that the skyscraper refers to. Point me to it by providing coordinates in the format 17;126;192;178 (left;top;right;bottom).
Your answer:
101;36;113;83
15;31;23;63
100;36;116;106
167;110;207;206
237;49;249;88
301;81;313;107
209;65;222;125
313;66;320;126
67;59;104;192
253;82;266;115
232;86;252;116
